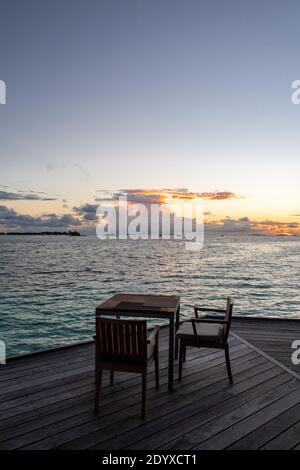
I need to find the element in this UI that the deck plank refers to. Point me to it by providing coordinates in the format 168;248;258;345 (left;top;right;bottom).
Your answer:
0;319;299;450
227;403;300;449
232;318;300;374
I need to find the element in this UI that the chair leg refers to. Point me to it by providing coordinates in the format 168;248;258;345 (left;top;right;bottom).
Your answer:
178;340;183;380
175;335;179;360
183;345;186;363
110;370;114;385
154;348;159;389
225;344;233;384
94;368;102;412
141;370;147;419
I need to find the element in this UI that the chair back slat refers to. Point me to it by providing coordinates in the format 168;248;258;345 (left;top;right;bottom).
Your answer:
96;317;147;364
106;321;113;356
118;322;125;357
137;322;145;360
131;323;138;360
125;322;131;358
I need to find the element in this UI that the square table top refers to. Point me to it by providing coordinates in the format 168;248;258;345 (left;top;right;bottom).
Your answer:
95;293;180;316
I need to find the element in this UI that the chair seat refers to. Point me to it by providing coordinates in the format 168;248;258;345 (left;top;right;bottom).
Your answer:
176;321;224;343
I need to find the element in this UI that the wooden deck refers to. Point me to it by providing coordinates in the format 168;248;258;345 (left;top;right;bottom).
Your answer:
232;317;300;376
0;318;300;450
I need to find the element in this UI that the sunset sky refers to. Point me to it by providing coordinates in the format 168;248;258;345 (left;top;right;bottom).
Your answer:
1;0;300;235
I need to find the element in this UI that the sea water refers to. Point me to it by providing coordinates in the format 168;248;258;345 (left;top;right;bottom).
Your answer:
1;235;300;357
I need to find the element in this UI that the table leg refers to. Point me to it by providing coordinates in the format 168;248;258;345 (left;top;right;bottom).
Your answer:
175;306;180;360
168;318;174;391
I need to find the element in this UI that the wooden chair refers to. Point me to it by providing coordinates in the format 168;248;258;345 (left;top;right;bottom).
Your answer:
176;297;234;383
94;317;159;419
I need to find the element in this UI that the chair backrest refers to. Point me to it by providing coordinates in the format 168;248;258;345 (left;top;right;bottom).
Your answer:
96;317;148;365
223;297;234;341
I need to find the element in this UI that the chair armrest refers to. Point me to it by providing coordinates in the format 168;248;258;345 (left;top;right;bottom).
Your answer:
194;307;226;314
147;325;159;344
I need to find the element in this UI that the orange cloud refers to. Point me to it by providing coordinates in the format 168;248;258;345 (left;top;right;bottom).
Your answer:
161;189;241;201
206;217;300;236
96;188;242;205
252;220;300;236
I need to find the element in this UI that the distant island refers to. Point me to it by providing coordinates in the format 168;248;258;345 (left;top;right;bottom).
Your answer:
0;230;81;236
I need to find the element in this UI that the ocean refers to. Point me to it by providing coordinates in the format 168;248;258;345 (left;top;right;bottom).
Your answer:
1;235;300;357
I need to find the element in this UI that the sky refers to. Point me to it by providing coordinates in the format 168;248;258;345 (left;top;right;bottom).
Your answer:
1;0;300;235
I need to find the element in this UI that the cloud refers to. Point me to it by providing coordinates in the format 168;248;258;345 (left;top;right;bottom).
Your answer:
254;220;298;228
252;219;300;236
73;163;89;177
0;190;57;201
0;205;81;231
221;216;252;232
198;191;240;200
205;216;300;236
73;203;98;221
205;216;252;233
160;188;241;201
95;188;242;206
62;198;69;208
46;163;89;179
3;201;298;237
46;163;65;171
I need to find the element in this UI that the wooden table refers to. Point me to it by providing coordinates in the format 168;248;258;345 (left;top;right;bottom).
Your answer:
95;294;180;391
